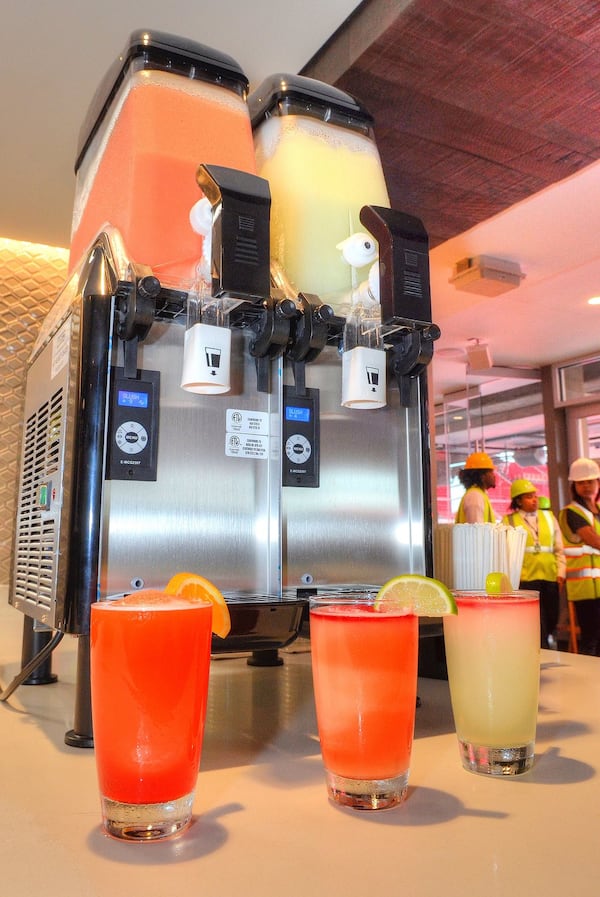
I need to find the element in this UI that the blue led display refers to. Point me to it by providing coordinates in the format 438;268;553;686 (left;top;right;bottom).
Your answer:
285;405;310;423
118;389;149;409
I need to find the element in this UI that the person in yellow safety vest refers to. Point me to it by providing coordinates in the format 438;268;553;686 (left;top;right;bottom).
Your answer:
502;478;565;648
558;457;600;656
454;451;497;523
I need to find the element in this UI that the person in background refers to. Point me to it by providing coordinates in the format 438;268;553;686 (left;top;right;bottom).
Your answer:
502;478;565;648
454;451;497;523
558;458;600;656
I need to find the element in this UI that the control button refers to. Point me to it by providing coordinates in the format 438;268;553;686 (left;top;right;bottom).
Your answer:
285;433;311;464
115;421;148;455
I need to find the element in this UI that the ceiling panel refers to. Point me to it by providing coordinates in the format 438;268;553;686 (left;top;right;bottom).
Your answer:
303;0;600;246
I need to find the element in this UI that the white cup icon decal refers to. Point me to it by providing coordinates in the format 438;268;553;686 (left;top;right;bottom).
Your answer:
205;347;222;372
342;346;386;409
366;366;379;390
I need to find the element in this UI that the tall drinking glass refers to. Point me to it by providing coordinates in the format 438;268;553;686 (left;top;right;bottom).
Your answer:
443;590;540;776
309;592;418;810
90;590;213;840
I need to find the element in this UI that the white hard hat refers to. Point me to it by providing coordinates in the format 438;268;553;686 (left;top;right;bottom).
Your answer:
568;457;600;481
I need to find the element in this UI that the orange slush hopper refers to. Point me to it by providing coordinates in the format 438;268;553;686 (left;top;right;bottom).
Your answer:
248;74;390;313
69;30;256;284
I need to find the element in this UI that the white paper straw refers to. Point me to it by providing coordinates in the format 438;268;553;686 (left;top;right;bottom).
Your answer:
445;522;528;591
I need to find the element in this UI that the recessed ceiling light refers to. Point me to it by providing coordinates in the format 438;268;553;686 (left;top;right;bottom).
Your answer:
588;296;600;305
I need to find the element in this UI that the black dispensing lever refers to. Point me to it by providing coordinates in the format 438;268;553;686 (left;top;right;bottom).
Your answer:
115;270;161;379
359;206;441;407
286;294;334;395
249;294;298;393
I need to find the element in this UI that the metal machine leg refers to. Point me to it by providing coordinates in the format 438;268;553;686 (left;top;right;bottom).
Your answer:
20;617;58;685
64;635;94;748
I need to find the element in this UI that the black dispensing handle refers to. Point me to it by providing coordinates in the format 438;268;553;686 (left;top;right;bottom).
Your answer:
359;206;432;325
359;206;440;407
196;164;272;302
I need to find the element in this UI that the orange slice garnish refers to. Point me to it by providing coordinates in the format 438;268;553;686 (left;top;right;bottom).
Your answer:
165;572;231;638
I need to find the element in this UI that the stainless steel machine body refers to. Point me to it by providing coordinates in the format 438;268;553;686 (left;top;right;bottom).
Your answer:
11;224;433;634
9;191;438;742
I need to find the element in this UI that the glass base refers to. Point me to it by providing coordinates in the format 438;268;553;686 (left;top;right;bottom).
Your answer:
458;740;534;776
325;769;409;810
101;791;195;841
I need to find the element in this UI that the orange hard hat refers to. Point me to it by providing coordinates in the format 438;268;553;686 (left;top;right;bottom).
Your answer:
464;451;495;470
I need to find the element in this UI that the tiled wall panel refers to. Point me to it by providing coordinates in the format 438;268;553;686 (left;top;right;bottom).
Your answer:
0;240;68;582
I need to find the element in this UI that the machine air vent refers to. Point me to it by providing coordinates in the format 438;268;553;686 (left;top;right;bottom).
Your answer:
234;233;260;267
404;271;423;298
13;387;64;615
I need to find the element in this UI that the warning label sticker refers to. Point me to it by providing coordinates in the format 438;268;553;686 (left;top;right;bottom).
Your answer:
225;409;270;459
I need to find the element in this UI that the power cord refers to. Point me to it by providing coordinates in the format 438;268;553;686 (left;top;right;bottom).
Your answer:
0;630;64;702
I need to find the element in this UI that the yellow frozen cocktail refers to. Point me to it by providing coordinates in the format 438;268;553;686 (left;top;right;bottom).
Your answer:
443;590;540;775
250;76;390;314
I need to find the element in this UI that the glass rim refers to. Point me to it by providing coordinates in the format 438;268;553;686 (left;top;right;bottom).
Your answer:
309;592;416;615
451;589;539;601
91;595;213;610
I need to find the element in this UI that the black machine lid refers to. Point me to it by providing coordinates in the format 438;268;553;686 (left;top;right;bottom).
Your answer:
247;73;374;133
74;29;249;174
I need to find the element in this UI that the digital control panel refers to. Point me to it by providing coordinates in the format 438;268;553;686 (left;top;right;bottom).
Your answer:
282;386;319;487
107;368;160;481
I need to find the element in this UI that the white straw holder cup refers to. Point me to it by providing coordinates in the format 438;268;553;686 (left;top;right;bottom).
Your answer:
341;345;387;409
181;322;232;395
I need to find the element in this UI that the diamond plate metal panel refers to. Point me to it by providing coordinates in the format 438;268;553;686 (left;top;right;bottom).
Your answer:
0;239;68;582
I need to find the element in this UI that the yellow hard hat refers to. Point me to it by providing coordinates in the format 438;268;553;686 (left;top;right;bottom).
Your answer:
464;451;495;470
510;478;536;499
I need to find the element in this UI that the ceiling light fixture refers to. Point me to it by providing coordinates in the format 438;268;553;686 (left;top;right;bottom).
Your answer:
449;255;525;296
466;338;493;371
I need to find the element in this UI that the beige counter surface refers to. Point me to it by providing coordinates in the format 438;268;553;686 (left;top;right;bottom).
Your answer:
0;591;598;897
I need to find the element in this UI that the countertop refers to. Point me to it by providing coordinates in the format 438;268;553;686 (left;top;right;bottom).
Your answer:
0;589;599;897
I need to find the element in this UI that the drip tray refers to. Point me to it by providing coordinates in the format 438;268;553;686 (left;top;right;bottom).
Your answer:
213;596;307;655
